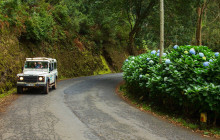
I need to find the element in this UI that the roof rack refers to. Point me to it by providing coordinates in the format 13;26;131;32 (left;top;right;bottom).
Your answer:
26;57;56;62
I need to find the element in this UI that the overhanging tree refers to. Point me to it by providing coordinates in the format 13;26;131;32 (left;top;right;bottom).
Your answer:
123;0;156;55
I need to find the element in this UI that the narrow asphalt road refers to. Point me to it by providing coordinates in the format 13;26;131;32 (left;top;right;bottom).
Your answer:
0;73;211;140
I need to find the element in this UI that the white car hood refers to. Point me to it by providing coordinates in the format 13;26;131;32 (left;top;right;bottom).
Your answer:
22;71;48;76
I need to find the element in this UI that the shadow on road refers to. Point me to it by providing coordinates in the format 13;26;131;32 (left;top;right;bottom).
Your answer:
17;88;49;95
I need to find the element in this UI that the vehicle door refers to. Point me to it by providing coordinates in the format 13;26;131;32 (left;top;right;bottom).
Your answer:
49;63;55;84
53;62;58;79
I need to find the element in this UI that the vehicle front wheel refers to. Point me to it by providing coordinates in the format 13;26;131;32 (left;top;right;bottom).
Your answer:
52;79;57;90
17;86;23;94
44;82;49;94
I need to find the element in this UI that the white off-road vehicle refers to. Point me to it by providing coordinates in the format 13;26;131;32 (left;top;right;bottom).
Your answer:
17;57;58;94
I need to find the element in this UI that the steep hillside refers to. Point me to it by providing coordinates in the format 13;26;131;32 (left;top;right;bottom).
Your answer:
0;31;24;94
0;29;128;94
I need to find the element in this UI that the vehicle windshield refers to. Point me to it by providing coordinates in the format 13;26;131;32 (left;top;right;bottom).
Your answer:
24;61;48;69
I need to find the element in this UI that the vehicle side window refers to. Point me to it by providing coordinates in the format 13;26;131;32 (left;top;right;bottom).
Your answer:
49;63;53;71
54;62;57;69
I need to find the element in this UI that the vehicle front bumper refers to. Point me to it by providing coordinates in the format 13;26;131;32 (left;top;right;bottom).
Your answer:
17;82;46;87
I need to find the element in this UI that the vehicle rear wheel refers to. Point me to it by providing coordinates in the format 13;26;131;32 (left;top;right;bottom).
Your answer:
17;86;23;94
44;82;49;94
52;79;57;90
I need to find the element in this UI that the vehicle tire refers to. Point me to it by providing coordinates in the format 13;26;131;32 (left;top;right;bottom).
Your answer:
52;79;57;90
17;86;23;94
44;82;49;94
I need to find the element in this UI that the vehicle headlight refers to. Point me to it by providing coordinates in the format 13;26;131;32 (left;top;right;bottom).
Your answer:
19;76;24;81
38;76;44;81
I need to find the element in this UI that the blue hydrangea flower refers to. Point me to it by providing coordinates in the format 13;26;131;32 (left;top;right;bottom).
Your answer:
149;60;154;64
215;52;219;57
173;45;178;49
147;58;151;61
203;62;209;67
139;56;142;59
187;45;191;46
163;53;167;56
189;48;196;55
157;50;160;53
139;75;143;78
165;59;171;64
199;52;204;57
157;53;160;56
125;59;128;62
151;50;156;54
209;59;213;62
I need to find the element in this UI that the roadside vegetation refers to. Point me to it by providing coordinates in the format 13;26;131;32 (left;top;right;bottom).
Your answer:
121;45;220;137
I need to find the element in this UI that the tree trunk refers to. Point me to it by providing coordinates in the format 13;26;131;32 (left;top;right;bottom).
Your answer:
196;0;209;46
196;7;202;46
126;0;156;55
127;21;141;55
128;31;135;55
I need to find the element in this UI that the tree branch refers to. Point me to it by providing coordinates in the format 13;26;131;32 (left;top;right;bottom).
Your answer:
125;0;133;31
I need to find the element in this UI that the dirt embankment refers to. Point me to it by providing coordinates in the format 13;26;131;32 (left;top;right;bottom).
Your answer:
0;93;19;113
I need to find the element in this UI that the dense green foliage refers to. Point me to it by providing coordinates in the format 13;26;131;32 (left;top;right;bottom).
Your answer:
202;1;220;51
140;0;197;48
0;0;219;51
0;34;23;94
122;45;220;125
0;0;129;49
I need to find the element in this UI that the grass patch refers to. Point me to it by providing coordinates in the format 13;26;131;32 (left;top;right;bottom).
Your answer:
171;117;199;129
119;83;220;138
210;128;220;135
0;88;16;98
58;75;69;81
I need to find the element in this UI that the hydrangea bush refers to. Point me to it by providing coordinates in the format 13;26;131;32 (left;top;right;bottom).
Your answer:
122;51;161;95
122;45;220;122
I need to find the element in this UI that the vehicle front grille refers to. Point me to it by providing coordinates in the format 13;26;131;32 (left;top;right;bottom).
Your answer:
23;76;38;83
